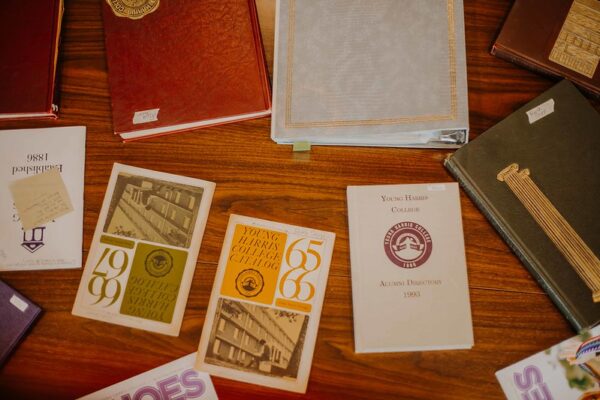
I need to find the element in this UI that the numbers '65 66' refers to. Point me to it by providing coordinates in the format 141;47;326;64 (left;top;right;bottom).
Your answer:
278;238;323;302
87;247;129;307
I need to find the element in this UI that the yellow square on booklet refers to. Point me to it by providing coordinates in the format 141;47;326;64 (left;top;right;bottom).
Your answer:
220;224;287;305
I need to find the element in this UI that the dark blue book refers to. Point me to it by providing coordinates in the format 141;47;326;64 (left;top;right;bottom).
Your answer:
0;280;42;366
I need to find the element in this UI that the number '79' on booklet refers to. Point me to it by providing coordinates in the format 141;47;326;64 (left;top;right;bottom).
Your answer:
72;163;215;336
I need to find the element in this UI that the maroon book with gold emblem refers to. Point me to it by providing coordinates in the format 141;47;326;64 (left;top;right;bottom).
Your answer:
0;0;64;120
103;0;271;141
491;0;600;96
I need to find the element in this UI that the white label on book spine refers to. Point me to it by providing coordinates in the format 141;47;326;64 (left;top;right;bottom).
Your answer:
427;184;447;191
10;294;28;312
133;108;160;124
526;99;554;124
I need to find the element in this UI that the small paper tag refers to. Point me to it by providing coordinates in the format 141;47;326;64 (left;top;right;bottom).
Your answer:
9;168;74;231
293;141;311;152
526;99;555;124
133;108;159;125
427;184;447;192
10;294;29;312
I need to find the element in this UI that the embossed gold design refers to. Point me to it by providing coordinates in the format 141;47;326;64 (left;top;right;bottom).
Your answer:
107;0;160;20
549;0;600;78
284;0;458;128
498;163;600;302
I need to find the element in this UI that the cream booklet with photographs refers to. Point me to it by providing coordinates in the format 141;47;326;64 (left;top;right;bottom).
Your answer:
195;215;335;393
72;164;215;336
347;183;473;352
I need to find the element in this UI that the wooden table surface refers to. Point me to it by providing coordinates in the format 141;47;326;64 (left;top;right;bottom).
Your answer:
1;1;598;399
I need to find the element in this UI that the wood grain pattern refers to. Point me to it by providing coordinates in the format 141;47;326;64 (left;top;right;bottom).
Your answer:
0;0;598;398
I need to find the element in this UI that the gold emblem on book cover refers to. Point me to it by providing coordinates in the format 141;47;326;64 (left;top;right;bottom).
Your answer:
107;0;160;20
498;163;600;303
548;0;600;78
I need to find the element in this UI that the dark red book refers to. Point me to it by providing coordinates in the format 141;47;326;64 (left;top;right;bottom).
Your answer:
0;0;63;120
492;0;600;96
0;280;42;367
103;0;271;141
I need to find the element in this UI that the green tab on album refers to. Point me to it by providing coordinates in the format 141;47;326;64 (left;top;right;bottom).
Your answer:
119;243;188;323
293;141;311;152
100;235;135;249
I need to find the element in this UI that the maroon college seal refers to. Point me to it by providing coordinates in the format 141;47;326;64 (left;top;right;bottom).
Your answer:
384;222;432;268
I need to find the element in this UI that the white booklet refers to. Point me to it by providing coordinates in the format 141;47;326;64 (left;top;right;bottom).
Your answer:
77;352;218;400
72;163;215;336
195;215;335;393
0;126;86;271
496;325;600;399
347;183;473;352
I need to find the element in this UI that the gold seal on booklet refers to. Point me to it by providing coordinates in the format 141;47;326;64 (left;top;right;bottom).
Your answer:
235;269;264;298
107;0;160;20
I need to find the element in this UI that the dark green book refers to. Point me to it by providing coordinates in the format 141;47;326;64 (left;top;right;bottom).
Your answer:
445;80;600;331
